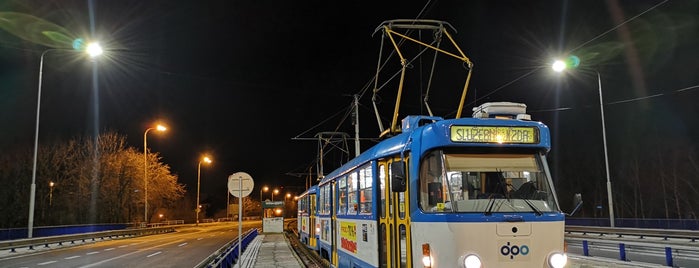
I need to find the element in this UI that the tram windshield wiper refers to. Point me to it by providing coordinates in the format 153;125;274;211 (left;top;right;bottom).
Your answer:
484;196;497;216
520;198;542;216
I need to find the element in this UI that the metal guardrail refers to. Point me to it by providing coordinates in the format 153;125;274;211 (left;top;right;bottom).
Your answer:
197;228;257;268
565;225;699;267
566;225;699;241
0;226;175;253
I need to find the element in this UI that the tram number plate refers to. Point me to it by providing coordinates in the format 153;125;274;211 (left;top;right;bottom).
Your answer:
450;126;537;144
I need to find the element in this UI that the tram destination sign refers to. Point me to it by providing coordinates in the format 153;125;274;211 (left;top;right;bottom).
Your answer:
450;125;538;144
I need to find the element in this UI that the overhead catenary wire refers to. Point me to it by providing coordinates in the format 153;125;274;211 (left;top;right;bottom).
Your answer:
528;83;699;113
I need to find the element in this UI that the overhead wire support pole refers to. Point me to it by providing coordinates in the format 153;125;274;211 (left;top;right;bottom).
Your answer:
353;94;360;157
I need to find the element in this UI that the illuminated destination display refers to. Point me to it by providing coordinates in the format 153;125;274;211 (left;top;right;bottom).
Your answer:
450;126;538;144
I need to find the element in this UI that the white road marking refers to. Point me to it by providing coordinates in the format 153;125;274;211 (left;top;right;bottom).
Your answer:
197;238;203;241
78;239;186;268
178;243;188;247
37;261;57;265
118;245;128;248
65;256;81;260
86;251;100;255
104;248;115;251
146;251;162;258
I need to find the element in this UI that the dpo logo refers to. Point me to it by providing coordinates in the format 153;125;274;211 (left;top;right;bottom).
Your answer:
500;242;529;259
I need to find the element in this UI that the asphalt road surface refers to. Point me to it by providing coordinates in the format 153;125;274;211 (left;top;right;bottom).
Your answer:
0;221;260;268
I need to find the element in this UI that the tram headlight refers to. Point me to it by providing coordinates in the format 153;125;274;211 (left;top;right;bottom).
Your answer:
462;254;482;268
547;252;567;268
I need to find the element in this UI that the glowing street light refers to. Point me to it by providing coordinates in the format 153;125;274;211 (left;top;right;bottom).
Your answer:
271;189;279;201
86;42;103;58
196;156;212;226
28;41;103;238
552;56;615;227
49;181;55;206
260;186;269;203
144;124;167;224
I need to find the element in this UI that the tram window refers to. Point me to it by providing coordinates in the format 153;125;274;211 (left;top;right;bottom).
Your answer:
399;224;407;268
379;223;387;268
348;172;358;214
428;182;443;206
419;151;557;213
338;176;347;215
379;164;386;219
359;165;373;214
320;185;331;215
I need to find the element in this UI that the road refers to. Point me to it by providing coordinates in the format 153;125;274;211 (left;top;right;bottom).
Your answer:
0;221;261;268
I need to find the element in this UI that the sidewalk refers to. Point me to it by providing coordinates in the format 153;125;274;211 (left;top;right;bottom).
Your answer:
236;233;304;268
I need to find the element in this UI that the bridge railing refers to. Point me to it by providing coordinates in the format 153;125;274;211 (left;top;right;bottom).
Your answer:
565;225;699;266
0;226;176;253
566;218;699;230
197;228;258;268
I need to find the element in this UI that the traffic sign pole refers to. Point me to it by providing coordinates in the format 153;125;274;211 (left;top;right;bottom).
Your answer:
228;172;253;266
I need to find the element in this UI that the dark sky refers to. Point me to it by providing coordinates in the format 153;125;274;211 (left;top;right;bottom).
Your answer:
1;0;698;212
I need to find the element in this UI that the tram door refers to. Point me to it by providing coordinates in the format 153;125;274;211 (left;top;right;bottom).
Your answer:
331;180;338;264
378;158;412;268
309;193;317;249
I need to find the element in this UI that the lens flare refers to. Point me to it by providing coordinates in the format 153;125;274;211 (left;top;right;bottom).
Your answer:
0;12;77;48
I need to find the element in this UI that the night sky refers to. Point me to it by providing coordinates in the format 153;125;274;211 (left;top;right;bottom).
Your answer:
1;1;697;213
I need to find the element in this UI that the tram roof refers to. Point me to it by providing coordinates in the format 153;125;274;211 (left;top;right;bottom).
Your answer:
319;115;550;185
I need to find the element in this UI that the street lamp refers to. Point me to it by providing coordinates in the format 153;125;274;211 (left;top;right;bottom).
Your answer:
552;58;615;227
196;156;212;226
144;124;167;224
271;189;279;201
260;186;269;202
28;42;103;238
49;181;55;206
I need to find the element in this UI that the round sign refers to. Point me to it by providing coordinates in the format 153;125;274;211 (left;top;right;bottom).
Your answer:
228;172;254;198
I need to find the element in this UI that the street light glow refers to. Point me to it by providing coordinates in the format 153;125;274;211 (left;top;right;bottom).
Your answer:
86;42;103;58
552;59;566;72
156;124;167;131
203;156;212;164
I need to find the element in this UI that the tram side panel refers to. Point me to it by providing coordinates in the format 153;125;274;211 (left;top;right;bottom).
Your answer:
336;218;379;267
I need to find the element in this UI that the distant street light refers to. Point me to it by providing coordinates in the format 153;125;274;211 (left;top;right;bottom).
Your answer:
552;58;615;227
144;124;167;224
271;189;279;201
259;186;269;218
260;186;269;203
284;193;292;217
28;42;103;238
49;181;55;206
196;156;212;226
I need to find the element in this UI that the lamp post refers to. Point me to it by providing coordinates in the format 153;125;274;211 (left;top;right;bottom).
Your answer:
260;186;269;203
28;43;103;238
196;156;212;226
144;124;167;224
49;181;55;206
552;59;615;227
272;189;279;201
260;186;268;217
284;193;291;217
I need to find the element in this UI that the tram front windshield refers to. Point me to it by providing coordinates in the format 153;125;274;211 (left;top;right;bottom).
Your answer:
419;150;558;213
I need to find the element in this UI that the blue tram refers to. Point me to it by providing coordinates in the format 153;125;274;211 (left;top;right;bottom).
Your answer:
297;185;318;251
299;102;568;268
